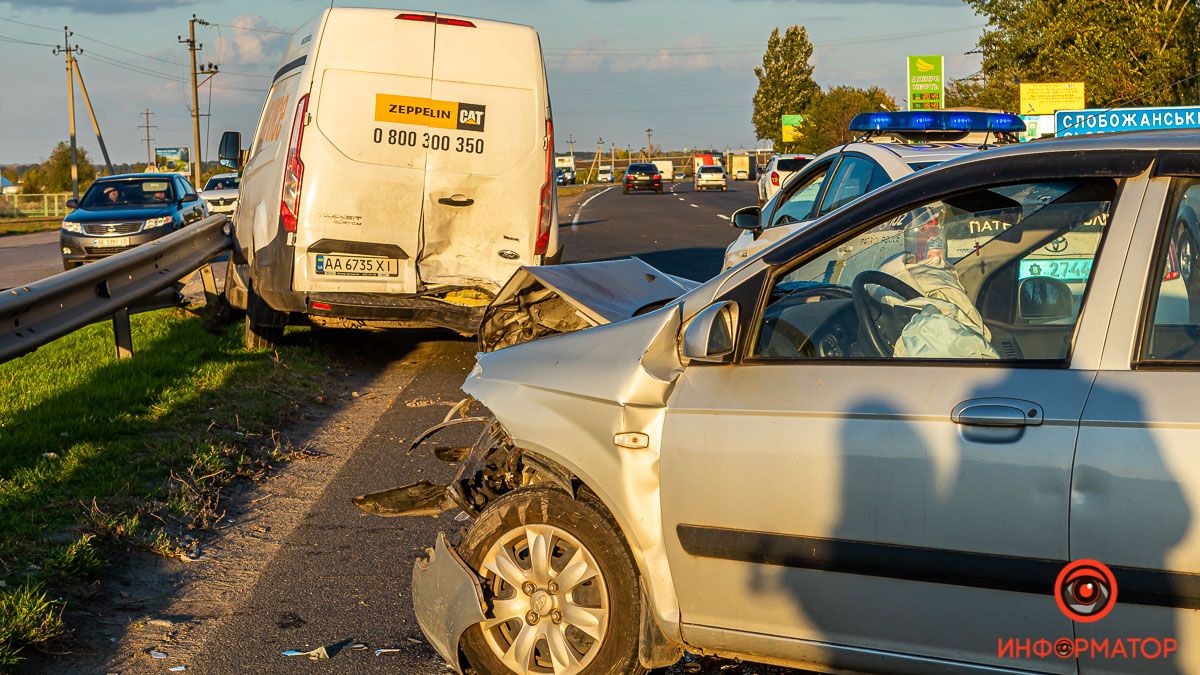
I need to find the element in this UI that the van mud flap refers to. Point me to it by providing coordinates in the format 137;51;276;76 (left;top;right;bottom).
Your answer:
479;257;699;351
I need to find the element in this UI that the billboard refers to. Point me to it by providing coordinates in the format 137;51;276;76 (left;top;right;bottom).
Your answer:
155;147;190;174
1055;106;1200;137
906;55;944;110
781;114;804;142
1019;82;1085;116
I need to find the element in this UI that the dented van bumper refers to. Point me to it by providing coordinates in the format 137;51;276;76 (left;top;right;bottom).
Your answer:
302;289;491;335
411;533;487;673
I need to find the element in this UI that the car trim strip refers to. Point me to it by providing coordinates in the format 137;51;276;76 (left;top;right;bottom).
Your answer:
676;524;1200;609
272;55;307;84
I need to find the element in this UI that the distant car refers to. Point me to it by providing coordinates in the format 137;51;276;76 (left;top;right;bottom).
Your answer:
200;172;239;215
597;165;614;183
556;167;576;185
694;164;727;191
60;173;208;269
623;162;662;194
758;153;814;205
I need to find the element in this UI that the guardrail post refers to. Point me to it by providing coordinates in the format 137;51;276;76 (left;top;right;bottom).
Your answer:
112;308;133;359
198;264;219;307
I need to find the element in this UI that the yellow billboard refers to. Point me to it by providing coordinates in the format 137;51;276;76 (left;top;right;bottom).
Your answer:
1019;82;1085;116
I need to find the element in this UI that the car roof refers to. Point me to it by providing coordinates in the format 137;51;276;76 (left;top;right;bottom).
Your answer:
97;173;182;181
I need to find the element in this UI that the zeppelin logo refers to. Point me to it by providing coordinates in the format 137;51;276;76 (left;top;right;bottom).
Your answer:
374;94;486;132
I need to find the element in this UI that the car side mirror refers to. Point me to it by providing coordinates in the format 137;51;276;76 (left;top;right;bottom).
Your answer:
682;301;738;363
182;193;200;203
731;205;761;233
1018;276;1074;322
218;130;242;170
66;198;77;208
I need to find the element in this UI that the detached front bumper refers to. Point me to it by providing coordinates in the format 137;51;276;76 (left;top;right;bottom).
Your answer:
412;533;487;674
60;228;167;262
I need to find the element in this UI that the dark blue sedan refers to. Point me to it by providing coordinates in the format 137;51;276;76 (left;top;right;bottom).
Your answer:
60;173;208;269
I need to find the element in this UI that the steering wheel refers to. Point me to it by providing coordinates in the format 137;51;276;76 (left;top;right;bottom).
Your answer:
851;270;923;357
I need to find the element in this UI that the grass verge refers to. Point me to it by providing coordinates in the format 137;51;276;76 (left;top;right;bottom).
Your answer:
0;219;59;238
0;308;329;667
555;184;602;199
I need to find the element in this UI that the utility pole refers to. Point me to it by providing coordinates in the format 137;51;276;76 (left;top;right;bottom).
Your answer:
53;26;80;201
588;137;603;184
71;57;114;175
610;143;615;170
565;134;576;164
180;15;217;187
139;109;156;170
645;128;653;161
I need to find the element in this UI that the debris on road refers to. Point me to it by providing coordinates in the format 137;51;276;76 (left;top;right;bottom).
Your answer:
146;649;168;659
281;637;367;660
352;479;450;517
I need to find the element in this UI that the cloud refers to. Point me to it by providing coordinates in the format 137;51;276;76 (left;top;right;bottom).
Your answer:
555;33;750;74
0;0;190;14
212;14;287;67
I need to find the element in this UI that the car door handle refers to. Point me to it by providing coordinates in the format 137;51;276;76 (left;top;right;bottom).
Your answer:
952;398;1043;427
437;194;474;207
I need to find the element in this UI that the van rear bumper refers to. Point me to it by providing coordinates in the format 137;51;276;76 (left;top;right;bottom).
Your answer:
304;291;488;335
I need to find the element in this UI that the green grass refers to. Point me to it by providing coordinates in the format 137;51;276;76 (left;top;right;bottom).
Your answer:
555;184;601;199
0;308;328;666
0;218;58;237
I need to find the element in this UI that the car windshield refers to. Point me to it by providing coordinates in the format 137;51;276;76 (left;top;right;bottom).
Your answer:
204;176;239;191
80;179;176;207
776;158;811;172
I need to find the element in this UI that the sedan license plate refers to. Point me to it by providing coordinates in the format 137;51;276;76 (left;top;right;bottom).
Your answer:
92;237;131;248
314;253;399;277
1019;257;1093;282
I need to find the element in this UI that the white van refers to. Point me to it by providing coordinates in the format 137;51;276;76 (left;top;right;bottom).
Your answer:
218;8;557;348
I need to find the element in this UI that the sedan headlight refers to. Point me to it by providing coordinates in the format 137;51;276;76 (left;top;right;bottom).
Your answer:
61;220;83;234
144;216;173;229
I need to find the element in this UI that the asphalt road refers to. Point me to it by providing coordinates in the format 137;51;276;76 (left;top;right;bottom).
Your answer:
0;229;60;288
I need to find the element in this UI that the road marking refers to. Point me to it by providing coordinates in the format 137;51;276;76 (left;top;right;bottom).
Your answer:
572;186;615;228
677;197;685;201
717;214;729;220
689;204;699;208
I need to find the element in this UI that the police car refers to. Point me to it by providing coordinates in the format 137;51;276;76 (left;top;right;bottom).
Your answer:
723;111;1024;270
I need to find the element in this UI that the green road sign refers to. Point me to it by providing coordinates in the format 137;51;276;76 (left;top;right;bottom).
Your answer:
781;114;804;142
907;55;944;110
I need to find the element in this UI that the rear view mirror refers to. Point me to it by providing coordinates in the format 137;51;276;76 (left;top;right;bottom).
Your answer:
218;130;242;170
731;205;761;231
682;301;739;362
66;198;77;208
1018;276;1074;322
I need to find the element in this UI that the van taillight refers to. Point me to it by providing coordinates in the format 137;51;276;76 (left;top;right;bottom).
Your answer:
397;13;476;27
771;171;779;187
279;94;309;233
535;118;554;256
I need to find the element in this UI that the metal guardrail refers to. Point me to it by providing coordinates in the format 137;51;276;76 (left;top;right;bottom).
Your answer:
0;214;231;364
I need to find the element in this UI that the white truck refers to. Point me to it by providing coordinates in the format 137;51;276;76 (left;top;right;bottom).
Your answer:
653;159;675;181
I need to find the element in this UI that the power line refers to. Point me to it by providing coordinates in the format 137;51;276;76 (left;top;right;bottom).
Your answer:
207;21;291;35
0;33;55;47
0;14;60;33
72;29;177;65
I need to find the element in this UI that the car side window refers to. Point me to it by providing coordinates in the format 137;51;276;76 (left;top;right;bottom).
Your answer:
752;178;1116;362
1139;178;1200;362
179;178;198;200
769;161;833;227
817;156;879;216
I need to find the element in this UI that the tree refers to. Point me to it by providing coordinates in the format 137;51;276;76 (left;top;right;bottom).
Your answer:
752;25;819;150
956;0;1200;111
21;142;96;194
799;86;898;153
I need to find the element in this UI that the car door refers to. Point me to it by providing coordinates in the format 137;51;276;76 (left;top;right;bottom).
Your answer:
661;174;1134;672
176;177;204;224
1073;170;1200;674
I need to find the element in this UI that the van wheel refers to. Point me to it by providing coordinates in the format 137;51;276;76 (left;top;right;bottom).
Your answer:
244;289;284;350
458;487;645;675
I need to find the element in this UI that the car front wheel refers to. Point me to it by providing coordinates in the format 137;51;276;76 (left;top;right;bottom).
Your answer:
458;487;645;675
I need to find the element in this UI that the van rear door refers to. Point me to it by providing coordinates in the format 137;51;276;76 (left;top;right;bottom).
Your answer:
420;14;548;291
296;9;435;295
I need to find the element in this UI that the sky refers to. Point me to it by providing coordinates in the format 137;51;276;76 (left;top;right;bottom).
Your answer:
0;0;984;165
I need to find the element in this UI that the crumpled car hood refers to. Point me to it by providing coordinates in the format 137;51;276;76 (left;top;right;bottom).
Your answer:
479;258;698;352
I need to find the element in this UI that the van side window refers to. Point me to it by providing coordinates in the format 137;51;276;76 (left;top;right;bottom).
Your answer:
249;74;298;160
1139;178;1200;363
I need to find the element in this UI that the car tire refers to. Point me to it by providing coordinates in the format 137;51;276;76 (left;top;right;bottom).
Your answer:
244;288;284;350
458;487;646;675
1176;219;1198;287
623;188;630;195
721;186;727;192
63;261;82;271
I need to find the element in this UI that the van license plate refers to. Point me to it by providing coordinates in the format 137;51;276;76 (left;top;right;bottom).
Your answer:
314;254;399;277
92;237;131;248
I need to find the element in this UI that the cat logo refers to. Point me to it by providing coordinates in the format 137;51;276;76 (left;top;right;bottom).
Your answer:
375;94;486;132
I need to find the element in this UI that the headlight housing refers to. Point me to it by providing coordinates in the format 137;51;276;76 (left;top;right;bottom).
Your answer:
144;216;173;229
61;220;83;234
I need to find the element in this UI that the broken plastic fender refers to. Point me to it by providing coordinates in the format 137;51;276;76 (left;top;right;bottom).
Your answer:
412;532;487;674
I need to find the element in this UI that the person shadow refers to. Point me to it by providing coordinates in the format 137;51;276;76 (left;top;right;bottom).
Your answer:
750;366;1189;674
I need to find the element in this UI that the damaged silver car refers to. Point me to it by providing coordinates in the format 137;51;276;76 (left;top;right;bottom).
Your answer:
358;131;1200;674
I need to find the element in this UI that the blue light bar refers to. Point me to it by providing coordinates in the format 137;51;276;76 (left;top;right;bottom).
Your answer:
849;111;1026;134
